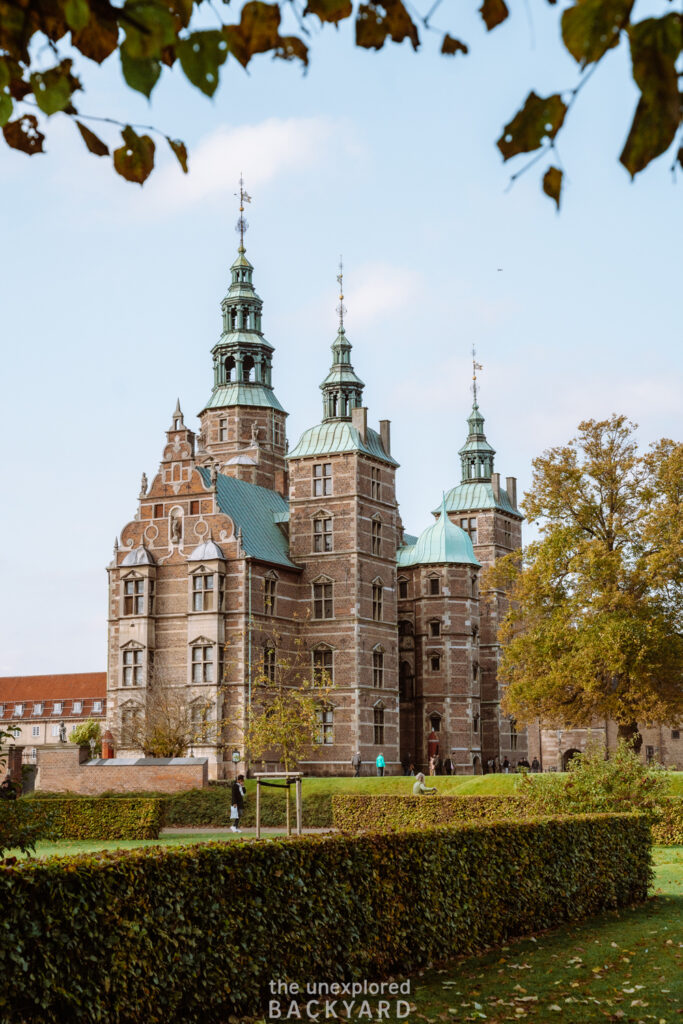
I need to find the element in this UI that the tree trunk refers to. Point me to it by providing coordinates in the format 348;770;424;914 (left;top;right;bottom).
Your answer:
617;721;643;754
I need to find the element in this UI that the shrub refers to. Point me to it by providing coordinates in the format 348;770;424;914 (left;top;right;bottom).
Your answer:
27;798;162;840
69;719;102;755
651;798;683;845
0;802;43;860
0;814;650;1024
332;794;524;833
164;784;334;828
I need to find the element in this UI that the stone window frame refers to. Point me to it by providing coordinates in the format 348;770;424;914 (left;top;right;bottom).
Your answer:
371;577;384;622
316;700;335;745
312;509;333;553
219;417;228;441
427;572;441;596
429;653;441;672
262;644;276;683
372;644;385;688
273;417;285;448
373;700;385;746
122;571;145;617
428;619;441;638
371;514;382;556
31;725;40;738
312;462;332;497
371;466;381;500
312;575;334;620
472;706;480;733
509;716;518;751
398;619;414;637
121;641;145;687
263;570;278;616
190;565;216;613
189;637;215;684
428;710;442;733
311;643;334;686
397;575;409;599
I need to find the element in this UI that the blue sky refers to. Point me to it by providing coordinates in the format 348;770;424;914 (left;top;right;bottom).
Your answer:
1;4;681;674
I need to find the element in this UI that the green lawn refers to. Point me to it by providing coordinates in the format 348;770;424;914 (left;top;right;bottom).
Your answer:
11;830;288;859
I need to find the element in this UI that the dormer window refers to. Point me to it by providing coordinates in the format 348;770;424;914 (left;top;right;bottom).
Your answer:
13;703;23;717
33;703;43;716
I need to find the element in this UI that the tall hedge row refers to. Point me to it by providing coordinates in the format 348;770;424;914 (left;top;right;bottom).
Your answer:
24;798;162;840
0;814;650;1024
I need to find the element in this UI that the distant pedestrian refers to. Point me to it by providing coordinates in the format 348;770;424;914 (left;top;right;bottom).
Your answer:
443;757;453;776
401;755;410;776
487;758;495;774
502;757;510;774
412;772;436;796
231;773;246;832
376;752;385;777
428;755;436;776
409;763;415;776
352;751;362;777
531;757;540;773
433;753;442;776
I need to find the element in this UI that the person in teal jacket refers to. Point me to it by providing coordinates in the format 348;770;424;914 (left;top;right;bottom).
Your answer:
376;752;385;777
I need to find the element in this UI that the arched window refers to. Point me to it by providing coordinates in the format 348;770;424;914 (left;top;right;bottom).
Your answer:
429;712;441;732
225;355;235;382
242;354;255;382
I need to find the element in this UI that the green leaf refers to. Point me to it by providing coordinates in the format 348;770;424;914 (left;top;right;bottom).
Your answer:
122;0;178;59
120;47;162;97
479;0;509;32
113;125;155;184
177;30;229;96
497;91;567;161
561;0;633;65
303;0;352;24
542;166;563;209
355;0;420;51
2;114;45;154
64;0;91;32
441;34;468;55
76;120;110;156
619;14;682;177
0;93;12;127
167;136;188;172
30;60;80;116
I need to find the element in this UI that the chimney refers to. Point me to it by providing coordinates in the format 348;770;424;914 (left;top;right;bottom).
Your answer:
379;419;391;455
491;473;500;501
351;406;368;444
506;476;517;507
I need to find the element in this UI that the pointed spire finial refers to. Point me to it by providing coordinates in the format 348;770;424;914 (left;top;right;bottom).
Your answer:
235;173;252;252
336;255;346;332
471;345;483;407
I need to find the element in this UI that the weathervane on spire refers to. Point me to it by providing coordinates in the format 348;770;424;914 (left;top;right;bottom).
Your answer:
472;345;483;405
336;255;346;331
234;174;252;249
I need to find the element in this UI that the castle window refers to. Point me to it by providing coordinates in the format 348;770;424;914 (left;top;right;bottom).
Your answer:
313;647;333;685
317;706;334;745
192;572;214;612
429;713;441;732
373;648;384;688
429;620;441;638
373;704;385;745
123;578;144;616
313;515;333;553
148;580;155;616
264;575;277;616
313;581;333;619
430;654;441;672
372;518;382;556
217;574;226;613
471;577;478;598
510;717;518;751
503;521;512;547
242;354;255;382
122;649;143;687
190;500;200;516
273;418;284;447
313;463;332;497
371;467;381;500
190;702;210;741
219;417;228;441
460;517;478;545
428;575;440;596
262;646;276;684
372;582;383;621
398;577;408;599
192;644;213;683
473;661;479;682
154;504;163;518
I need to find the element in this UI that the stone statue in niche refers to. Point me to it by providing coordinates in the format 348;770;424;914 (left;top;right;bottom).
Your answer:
251;423;261;444
170;512;182;544
140;472;148;496
210;463;218;486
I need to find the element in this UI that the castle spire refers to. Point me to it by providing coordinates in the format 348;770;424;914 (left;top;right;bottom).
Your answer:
235;172;251;253
458;351;496;483
320;258;365;422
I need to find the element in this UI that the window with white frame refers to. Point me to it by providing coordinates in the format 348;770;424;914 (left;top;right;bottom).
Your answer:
373;648;384;688
13;704;23;717
51;724;60;737
53;702;63;715
93;700;102;713
0;705;4;716
219;417;228;441
33;702;43;716
317;706;334;745
32;725;40;738
373;704;385;745
371;466;381;499
73;701;82;714
191;645;214;683
123;577;145;615
313;462;332;497
313;515;333;553
371;517;382;556
313;647;333;685
313;581;333;619
122;649;143;687
273;418;284;447
192;571;214;611
372;582;383;621
264;575;277;615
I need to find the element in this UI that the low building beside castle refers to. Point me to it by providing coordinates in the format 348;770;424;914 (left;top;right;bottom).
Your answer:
106;232;526;778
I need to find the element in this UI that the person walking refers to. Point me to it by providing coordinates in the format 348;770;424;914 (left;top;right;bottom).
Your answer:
531;757;540;773
502;757;510;774
352;751;362;777
428;755;436;776
230;773;246;832
412;772;437;796
376;752;385;777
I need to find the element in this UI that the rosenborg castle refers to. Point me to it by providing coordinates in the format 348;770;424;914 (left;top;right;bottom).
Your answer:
106;235;526;779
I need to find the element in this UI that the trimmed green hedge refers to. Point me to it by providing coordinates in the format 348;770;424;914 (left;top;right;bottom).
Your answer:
0;814;650;1023
651;798;683;845
164;784;333;828
333;793;524;832
26;798;162;840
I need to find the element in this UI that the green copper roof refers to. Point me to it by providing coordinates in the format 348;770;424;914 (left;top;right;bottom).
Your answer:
202;384;285;412
458;400;496;482
398;498;480;568
198;468;296;569
436;481;521;518
287;422;398;466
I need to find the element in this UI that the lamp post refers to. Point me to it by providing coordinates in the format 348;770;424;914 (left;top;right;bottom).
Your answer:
232;748;240;778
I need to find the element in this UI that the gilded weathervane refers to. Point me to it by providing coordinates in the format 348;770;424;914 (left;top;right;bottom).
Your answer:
472;345;483;405
336;256;346;331
235;174;252;249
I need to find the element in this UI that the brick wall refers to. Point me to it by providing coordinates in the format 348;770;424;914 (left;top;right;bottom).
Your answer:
35;745;208;794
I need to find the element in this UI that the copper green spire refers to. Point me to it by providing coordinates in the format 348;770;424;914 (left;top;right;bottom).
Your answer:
459;348;495;482
320;257;365;421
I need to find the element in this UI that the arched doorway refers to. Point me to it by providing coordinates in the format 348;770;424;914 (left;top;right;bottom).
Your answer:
562;748;581;771
472;755;482;776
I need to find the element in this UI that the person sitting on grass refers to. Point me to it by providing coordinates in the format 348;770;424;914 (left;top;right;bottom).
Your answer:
412;772;437;796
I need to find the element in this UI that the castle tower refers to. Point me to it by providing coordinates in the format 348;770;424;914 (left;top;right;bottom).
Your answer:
198;180;288;494
287;262;401;774
440;356;525;766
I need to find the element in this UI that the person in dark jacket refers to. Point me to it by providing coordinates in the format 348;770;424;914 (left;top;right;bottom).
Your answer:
231;774;246;832
351;751;362;777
